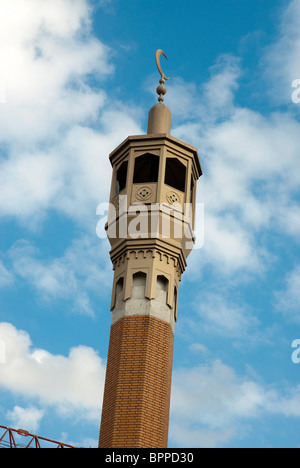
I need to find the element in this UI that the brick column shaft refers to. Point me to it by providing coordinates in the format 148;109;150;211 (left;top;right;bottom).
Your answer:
99;315;174;448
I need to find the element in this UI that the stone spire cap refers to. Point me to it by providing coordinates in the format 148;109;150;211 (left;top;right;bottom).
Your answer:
147;50;171;135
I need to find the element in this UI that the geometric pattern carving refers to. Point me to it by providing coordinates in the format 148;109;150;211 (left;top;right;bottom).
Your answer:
135;186;153;201
166;191;180;205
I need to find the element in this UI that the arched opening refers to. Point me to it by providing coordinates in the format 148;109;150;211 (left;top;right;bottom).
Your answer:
165;157;186;192
113;277;124;309
157;275;169;306
157;275;168;292
133;153;159;184
173;286;178;322
190;176;194;203
115;277;124;295
132;272;147;299
115;161;128;195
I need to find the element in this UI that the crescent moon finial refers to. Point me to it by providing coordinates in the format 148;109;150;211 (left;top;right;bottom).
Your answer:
155;49;170;103
155;49;170;82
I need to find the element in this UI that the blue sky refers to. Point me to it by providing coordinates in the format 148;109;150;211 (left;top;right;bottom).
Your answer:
0;0;300;448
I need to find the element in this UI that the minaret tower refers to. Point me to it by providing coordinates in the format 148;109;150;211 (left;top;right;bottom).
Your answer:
98;50;202;448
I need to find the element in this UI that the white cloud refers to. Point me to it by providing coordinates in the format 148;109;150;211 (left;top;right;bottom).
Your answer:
174;68;300;278
0;0;142;226
274;265;300;323
169;360;265;447
195;292;259;338
170;422;236;449
1;0;297;281
1;322;300;448
0;0;111;144
0;111;141;224
0;261;14;288
51;113;141;222
189;343;209;355
164;54;240;123
0;322;106;421
170;359;300;448
202;54;241;114
193;211;263;275
277;204;300;240
158;6;300;280
6;406;44;434
265;385;300;417
0;151;63;222
195;108;300;225
263;0;300;103
8;234;112;317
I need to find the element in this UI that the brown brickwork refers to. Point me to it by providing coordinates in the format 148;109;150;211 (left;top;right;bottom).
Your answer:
98;315;174;448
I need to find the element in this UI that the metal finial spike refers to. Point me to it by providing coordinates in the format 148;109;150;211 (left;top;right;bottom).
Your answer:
155;49;169;103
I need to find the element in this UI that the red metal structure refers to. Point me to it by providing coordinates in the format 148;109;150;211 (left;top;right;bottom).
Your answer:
0;425;77;448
